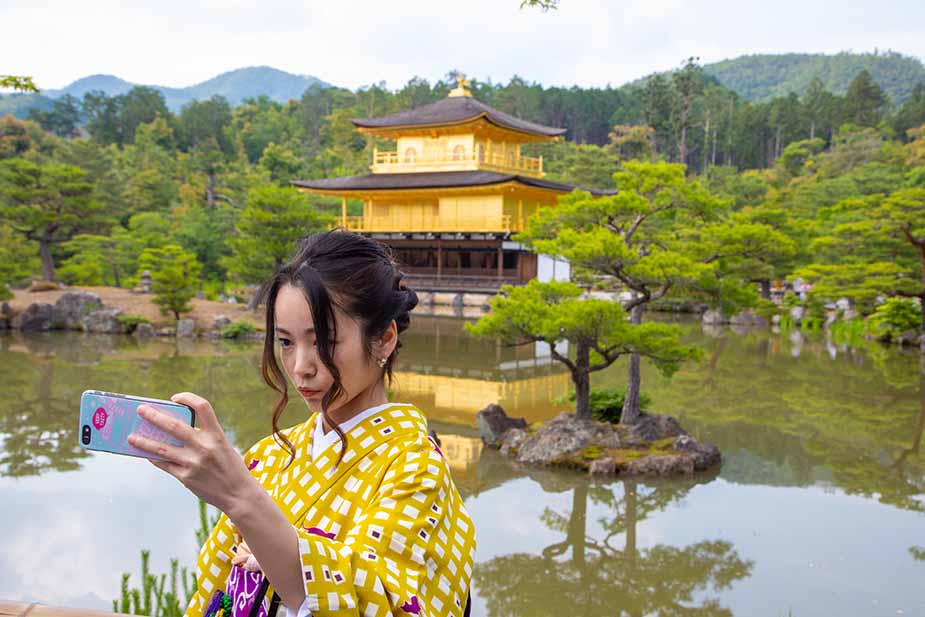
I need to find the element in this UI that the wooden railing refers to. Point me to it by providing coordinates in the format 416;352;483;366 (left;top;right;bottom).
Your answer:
344;214;514;233
0;600;132;616
372;146;543;177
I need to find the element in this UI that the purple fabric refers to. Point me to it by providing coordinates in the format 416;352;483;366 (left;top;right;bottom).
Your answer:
226;564;270;617
204;590;225;617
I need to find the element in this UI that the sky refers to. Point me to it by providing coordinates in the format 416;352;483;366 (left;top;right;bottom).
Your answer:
4;0;925;92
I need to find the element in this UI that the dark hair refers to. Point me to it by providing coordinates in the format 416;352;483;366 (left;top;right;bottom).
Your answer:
259;229;418;466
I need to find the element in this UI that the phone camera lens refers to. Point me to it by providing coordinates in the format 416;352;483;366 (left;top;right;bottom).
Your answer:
81;424;91;445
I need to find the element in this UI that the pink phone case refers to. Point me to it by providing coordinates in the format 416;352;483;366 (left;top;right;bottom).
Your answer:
78;390;195;461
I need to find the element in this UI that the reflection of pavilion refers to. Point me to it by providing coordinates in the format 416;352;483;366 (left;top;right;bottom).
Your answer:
392;315;571;423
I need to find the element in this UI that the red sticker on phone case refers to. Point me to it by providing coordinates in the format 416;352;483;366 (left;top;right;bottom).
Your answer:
92;407;108;430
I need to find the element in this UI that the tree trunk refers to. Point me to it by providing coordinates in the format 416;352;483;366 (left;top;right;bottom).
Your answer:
702;110;710;173
621;305;644;424
39;238;55;281
760;279;771;300
624;480;638;567
206;171;216;208
573;341;591;421
569;483;588;568
810;119;816;141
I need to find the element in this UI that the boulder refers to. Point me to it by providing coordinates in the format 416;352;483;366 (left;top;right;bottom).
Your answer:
54;291;103;330
476;404;528;447
672;434;722;471
14;302;56;331
176;318;196;338
213;314;232;331
701;309;728;325
628;414;687;443
588;457;617;476
623;454;694;476
729;309;769;328
134;323;156;339
81;308;124;334
789;306;804;324
516;413;622;465
156;327;175;337
836;297;852;311
499;428;528;457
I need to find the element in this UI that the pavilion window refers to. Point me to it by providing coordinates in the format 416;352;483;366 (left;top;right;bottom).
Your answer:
404;147;417;163
452;145;466;161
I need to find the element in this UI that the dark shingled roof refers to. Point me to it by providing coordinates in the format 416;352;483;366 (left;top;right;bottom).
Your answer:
352;96;567;138
292;170;615;196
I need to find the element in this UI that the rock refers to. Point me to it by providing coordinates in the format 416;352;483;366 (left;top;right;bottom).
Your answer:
623;454;694;476
1;302;11;317
14;302;56;331
54;291;103;330
842;308;858;321
897;330;920;347
176;318;196;338
462;293;492;308
499;428;528;457
672;434;722;471
701;309;728;325
156;327;175;337
919;334;925;354
133;323;156;339
213;314;232;330
836;297;852;311
476;404;528;447
789;306;804;324
730;309;768;328
81;308;124;334
628;414;687;443
516;414;591;465
771;314;782;326
515;413;622;466
588;457;617;475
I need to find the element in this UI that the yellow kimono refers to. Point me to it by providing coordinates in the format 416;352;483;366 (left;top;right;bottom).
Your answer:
186;403;477;617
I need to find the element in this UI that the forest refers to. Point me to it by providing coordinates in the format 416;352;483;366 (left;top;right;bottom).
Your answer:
1;59;925;336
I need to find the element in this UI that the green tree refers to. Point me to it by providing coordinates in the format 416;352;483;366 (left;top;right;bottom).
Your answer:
672;57;704;167
0;158;102;281
519;161;774;424
466;280;695;419
843;70;889;128
226;185;331;289
797;188;925;330
139;245;202;320
0;224;38;299
0;75;39;92
28;94;81;138
58;230;138;287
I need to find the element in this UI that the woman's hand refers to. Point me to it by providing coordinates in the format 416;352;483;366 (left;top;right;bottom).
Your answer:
128;392;255;515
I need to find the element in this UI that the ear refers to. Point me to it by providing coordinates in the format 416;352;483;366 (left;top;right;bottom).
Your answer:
373;320;399;360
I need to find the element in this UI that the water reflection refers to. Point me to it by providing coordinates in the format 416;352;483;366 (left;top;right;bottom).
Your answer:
1;319;924;615
474;466;752;617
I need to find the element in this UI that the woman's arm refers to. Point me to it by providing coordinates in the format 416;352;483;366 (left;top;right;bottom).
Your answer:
128;392;305;610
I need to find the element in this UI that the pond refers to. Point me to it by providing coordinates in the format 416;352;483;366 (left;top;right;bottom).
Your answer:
1;317;923;616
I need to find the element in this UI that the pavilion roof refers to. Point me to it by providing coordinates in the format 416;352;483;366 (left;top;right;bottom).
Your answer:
292;170;614;196
352;96;567;138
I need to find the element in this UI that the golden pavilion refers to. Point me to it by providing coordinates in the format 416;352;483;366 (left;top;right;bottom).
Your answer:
293;75;612;291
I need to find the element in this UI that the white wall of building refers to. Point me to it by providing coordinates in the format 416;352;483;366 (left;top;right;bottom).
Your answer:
537;253;571;282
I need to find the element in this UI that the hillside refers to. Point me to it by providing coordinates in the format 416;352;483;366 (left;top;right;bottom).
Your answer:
42;66;332;110
703;51;925;104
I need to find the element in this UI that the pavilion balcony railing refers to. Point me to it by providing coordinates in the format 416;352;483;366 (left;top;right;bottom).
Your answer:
342;213;514;233
371;145;543;177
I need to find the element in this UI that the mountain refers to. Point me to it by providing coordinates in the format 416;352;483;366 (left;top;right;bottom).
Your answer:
702;51;925;104
42;66;333;110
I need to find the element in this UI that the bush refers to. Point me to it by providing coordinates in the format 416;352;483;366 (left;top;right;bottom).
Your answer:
866;298;921;341
555;386;651;424
220;321;257;339
117;314;151;334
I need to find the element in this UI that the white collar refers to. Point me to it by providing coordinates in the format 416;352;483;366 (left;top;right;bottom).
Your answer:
310;402;402;459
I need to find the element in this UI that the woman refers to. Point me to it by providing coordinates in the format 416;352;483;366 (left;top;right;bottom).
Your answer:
129;230;477;616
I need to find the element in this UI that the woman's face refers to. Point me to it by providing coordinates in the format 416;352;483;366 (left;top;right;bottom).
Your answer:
273;283;395;417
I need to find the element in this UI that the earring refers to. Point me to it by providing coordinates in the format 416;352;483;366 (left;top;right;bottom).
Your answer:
377;356;387;368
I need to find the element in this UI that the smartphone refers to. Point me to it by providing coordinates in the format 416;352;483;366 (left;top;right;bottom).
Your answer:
78;390;196;461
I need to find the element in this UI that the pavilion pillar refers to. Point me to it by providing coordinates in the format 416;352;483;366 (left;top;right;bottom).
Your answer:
341;197;347;228
517;199;523;231
497;245;503;280
437;240;442;282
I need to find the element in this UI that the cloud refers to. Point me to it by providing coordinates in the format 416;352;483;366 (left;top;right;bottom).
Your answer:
2;0;923;91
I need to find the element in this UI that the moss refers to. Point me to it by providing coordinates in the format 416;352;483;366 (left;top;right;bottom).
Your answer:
582;446;603;460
